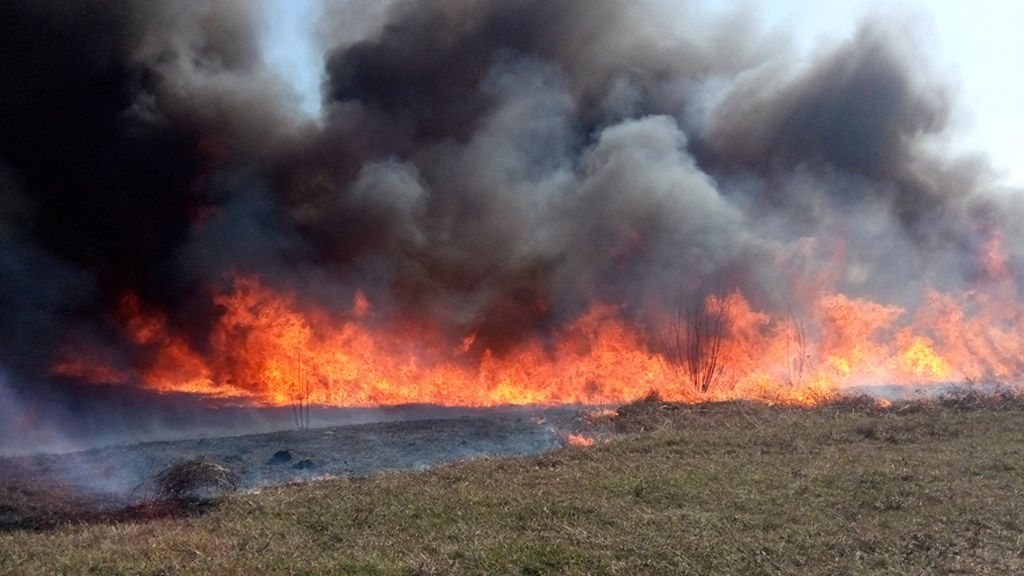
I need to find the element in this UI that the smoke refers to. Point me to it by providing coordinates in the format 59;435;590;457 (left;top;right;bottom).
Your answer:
0;0;1017;444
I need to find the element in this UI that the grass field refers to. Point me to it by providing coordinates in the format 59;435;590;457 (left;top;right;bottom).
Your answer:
2;395;1024;575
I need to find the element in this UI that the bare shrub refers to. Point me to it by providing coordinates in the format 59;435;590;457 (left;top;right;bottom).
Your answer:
153;458;238;502
785;305;808;389
292;354;311;430
661;294;730;395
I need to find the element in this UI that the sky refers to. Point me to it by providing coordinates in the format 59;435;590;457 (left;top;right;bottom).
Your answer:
260;0;1023;188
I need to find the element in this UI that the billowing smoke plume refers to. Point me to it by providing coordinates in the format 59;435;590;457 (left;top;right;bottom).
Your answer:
1;0;1019;444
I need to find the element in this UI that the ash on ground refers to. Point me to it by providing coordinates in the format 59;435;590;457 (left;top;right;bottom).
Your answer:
0;407;584;529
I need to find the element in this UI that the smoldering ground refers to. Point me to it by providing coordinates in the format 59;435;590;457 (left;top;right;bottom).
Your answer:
0;0;1019;448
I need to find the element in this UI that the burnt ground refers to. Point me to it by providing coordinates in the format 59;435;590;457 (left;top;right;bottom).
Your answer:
4;395;1024;574
0;406;586;530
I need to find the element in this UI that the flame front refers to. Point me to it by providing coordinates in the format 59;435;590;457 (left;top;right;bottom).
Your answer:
52;269;1024;407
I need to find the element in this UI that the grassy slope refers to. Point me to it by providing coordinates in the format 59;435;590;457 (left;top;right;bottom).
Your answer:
2;402;1024;575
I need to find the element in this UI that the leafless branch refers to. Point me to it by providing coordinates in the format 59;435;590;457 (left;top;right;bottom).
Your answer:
661;291;730;395
785;304;807;388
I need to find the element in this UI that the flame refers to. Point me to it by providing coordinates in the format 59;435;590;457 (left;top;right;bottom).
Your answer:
565;434;596;447
51;262;1024;408
584;408;620;421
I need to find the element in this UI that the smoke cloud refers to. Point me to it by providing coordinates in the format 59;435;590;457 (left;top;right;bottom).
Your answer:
0;0;1018;444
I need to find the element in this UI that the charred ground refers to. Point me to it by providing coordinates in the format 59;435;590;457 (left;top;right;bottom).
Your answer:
2;394;1023;574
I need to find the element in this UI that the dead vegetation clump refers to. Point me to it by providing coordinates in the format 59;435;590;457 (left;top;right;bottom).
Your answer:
600;390;680;433
818;394;890;414
152;458;238;502
863;386;1024;415
590;390;789;435
585;387;1024;440
937;386;1023;411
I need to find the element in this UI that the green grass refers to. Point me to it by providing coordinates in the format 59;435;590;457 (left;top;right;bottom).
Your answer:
3;400;1024;575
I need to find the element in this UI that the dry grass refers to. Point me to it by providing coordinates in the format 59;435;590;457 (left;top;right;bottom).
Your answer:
3;397;1024;574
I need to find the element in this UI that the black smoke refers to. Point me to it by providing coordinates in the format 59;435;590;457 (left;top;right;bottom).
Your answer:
0;0;1018;446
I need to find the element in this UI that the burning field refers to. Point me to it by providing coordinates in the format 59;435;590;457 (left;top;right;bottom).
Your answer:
6;0;1024;571
2;0;1024;452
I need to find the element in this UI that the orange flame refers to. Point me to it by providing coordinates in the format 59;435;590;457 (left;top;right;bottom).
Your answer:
565;434;596;447
52;259;1024;408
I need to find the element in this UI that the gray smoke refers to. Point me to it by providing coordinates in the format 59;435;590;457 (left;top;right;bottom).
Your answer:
0;0;1018;446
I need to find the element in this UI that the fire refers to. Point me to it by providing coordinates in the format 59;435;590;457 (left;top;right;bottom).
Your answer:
565;434;596;447
52;271;1024;408
897;337;952;380
584;408;620;421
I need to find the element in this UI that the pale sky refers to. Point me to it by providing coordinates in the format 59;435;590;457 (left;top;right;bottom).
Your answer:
260;0;1024;187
